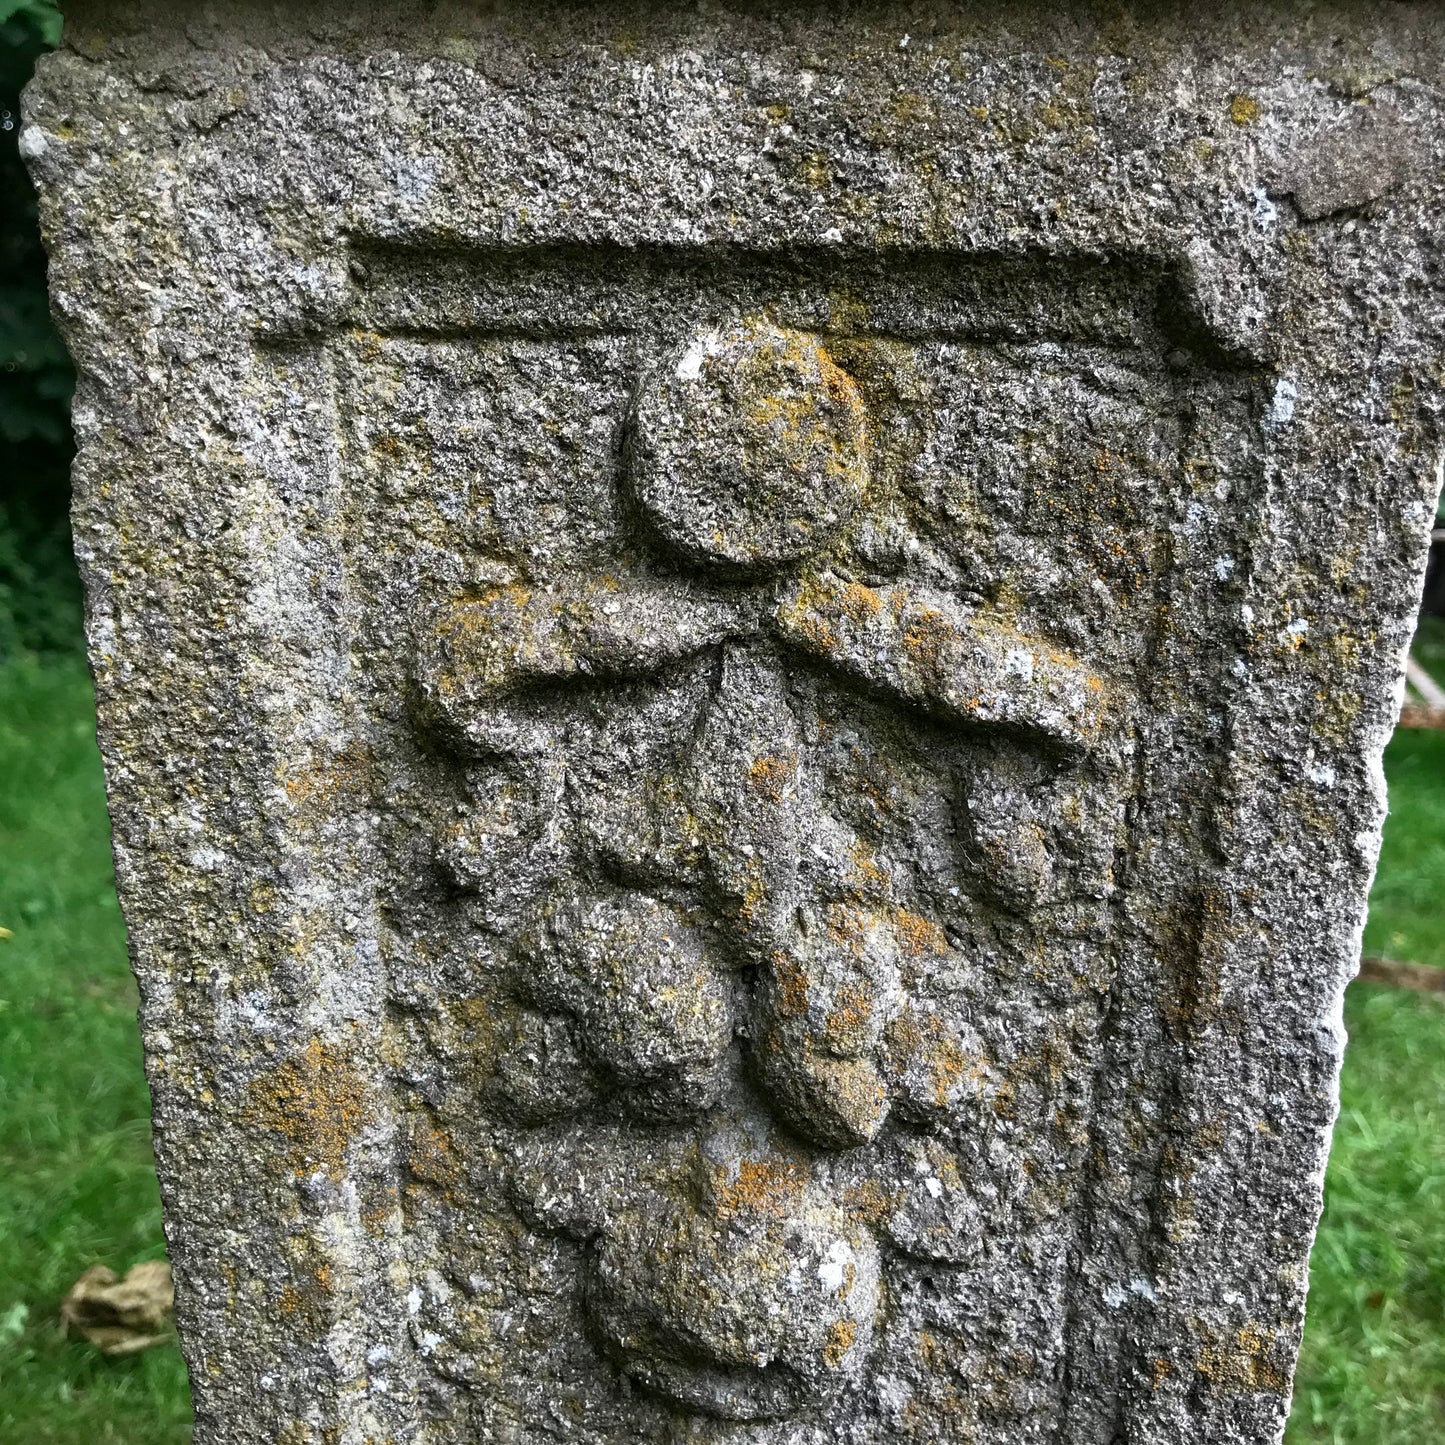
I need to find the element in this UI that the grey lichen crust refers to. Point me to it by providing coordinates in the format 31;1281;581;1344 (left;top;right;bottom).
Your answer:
23;4;1445;1444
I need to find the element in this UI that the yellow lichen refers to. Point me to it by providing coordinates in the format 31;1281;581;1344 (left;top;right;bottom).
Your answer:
748;752;796;802
280;740;372;811
1230;93;1261;126
823;1318;859;1367
824;982;876;1051
1194;1322;1290;1395
847;838;892;893
798;152;832;189
901;607;956;672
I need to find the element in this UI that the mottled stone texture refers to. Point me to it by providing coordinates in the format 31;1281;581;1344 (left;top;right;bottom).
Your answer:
23;3;1445;1442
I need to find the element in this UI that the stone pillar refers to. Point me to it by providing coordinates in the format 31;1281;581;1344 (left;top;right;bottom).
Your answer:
23;5;1444;1442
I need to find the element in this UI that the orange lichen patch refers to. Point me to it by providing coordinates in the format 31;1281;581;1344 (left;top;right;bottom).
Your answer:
789;609;839;653
933;1152;964;1189
1151;1357;1174;1390
492;581;534;609
783;573;979;682
818;345;863;414
847;838;892;894
280;740;373;811
748;751;797;802
738;329;864;469
424;583;555;699
772;950;811;1017
406;1117;464;1197
842;1178;899;1226
1229;93;1262;126
825;901;876;958
351;329;386;362
276;1285;314;1320
243;1038;373;1182
900;606;957;672
441;583;538;644
1194;1322;1290;1395
839;579;886;622
892;907;947;958
923;1032;973;1108
278;1424;348;1445
886;1008;924;1058
416;994;510;1090
823;1318;859;1368
713;1157;806;1219
362;1193;399;1238
272;1230;347;1331
774;572;846;650
887;1007;983;1108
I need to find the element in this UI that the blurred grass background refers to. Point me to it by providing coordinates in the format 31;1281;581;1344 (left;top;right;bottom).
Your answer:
0;659;192;1444
1;0;1442;1440
1291;634;1445;1443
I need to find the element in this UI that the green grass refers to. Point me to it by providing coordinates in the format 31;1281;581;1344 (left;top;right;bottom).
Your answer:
1289;982;1445;1443
0;654;192;1443
1360;617;1445;975
1288;705;1445;1444
0;649;1441;1442
1414;613;1445;683
1360;730;1445;972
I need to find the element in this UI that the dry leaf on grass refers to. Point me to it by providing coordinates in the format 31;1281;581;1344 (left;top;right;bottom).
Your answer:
1358;956;1445;993
60;1260;174;1355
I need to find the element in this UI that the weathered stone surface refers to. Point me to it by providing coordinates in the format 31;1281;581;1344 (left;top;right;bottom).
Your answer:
23;4;1445;1442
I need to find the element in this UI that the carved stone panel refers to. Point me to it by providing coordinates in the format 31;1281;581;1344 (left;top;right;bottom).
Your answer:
24;5;1445;1444
358;257;1169;1433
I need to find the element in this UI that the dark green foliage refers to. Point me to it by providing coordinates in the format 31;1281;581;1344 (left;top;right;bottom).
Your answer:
1;0;79;659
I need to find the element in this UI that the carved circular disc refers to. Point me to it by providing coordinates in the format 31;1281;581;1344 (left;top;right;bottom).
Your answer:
630;321;870;569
